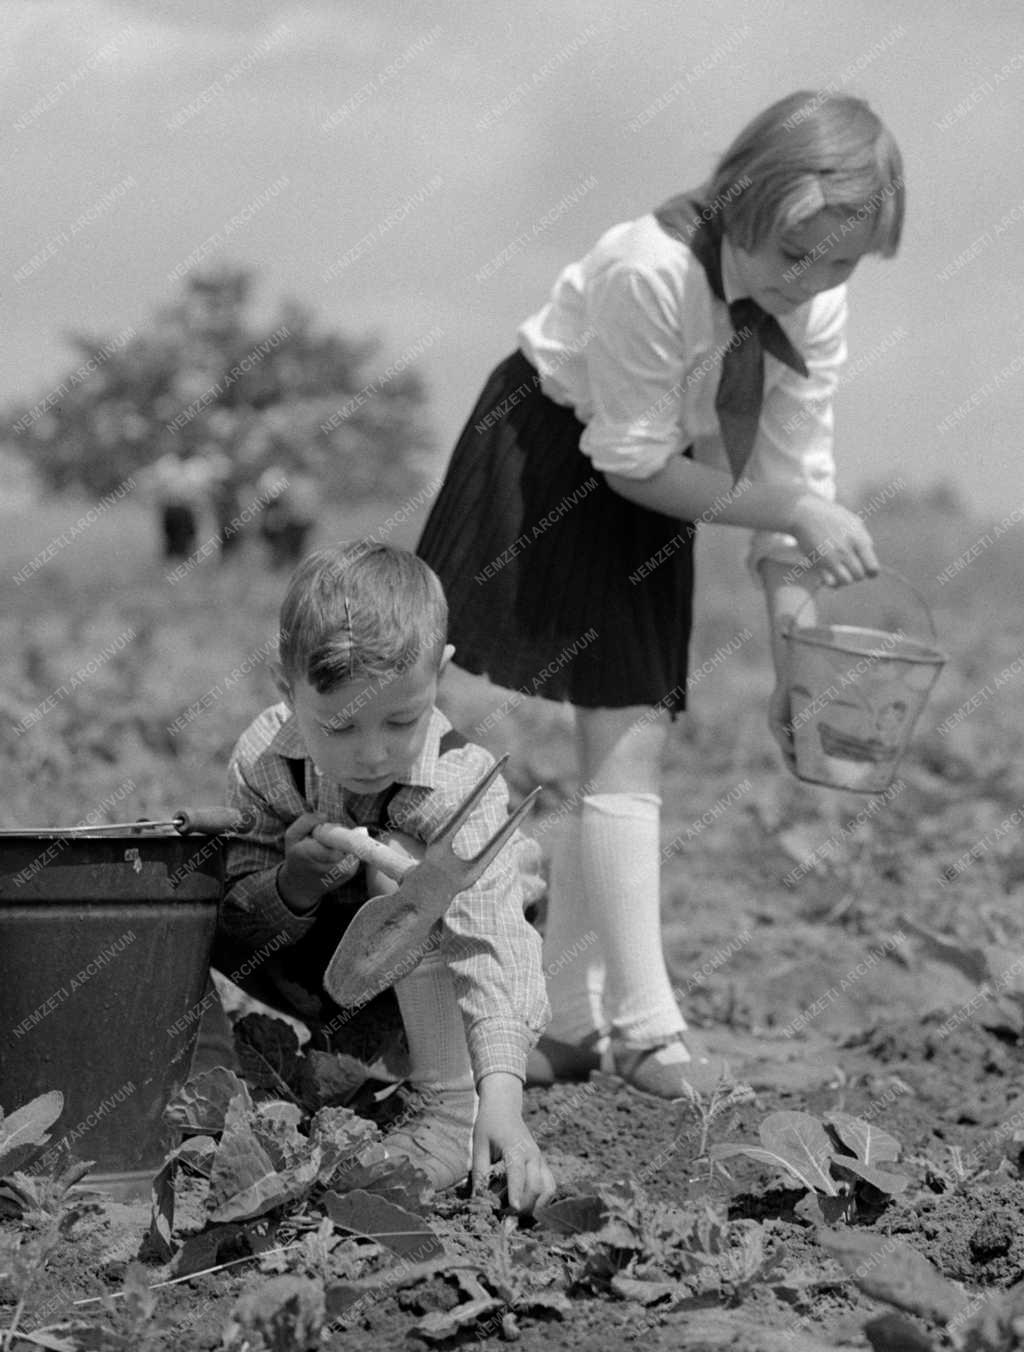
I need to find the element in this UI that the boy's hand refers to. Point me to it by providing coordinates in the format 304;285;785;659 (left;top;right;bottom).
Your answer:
277;812;360;914
788;494;879;588
472;1072;555;1215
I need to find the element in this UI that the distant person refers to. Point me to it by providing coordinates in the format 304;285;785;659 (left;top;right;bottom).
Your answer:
205;450;246;562
417;91;899;1097
151;448;212;560
258;464;320;569
213;541;554;1211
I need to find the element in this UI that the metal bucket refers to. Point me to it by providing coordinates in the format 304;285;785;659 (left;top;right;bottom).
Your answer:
782;571;947;793
0;809;243;1197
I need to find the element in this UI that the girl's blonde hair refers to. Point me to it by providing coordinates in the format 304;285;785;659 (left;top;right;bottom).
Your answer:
708;90;904;255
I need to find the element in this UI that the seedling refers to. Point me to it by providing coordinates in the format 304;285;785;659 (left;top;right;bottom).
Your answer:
710;1108;909;1223
675;1071;756;1181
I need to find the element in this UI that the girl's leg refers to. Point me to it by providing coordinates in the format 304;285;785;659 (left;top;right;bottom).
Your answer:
575;705;720;1095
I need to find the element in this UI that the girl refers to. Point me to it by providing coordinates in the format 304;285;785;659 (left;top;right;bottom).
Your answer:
417;90;900;1098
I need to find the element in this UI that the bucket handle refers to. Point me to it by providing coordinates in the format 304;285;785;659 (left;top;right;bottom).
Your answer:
784;566;938;642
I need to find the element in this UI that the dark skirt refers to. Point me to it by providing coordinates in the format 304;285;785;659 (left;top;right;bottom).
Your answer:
417;351;696;714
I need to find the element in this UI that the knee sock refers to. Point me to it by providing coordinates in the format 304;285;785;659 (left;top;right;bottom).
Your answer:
393;945;476;1100
541;812;607;1043
580;792;686;1050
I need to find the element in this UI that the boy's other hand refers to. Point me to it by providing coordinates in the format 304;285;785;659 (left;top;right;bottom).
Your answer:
277;811;360;913
472;1072;556;1215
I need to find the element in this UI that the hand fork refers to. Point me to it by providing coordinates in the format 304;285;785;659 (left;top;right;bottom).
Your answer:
318;755;540;1008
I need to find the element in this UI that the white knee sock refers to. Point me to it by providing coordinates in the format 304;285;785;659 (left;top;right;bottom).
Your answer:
580;792;686;1049
541;812;607;1042
393;945;476;1096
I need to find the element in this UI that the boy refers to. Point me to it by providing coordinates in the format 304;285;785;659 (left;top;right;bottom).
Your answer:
213;541;554;1213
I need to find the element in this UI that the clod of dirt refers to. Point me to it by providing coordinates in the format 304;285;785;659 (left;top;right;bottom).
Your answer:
969;1209;1016;1261
881;1180;1024;1286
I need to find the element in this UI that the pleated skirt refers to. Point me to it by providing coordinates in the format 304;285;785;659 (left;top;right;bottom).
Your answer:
417;351;696;714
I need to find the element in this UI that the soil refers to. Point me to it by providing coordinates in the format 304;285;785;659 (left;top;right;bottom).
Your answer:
4;506;1024;1350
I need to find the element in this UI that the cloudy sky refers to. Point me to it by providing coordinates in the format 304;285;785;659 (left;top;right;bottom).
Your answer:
3;0;1022;516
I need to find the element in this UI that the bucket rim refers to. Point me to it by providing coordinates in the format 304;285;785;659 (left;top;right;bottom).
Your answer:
784;623;947;664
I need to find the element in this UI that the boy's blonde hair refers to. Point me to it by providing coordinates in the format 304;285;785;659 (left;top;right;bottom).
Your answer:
709;90;904;256
278;541;448;692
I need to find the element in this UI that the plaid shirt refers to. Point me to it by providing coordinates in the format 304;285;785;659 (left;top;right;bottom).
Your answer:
219;703;549;1081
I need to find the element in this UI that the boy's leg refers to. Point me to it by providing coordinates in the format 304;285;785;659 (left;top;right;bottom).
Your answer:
367;832;476;1190
575;706;719;1096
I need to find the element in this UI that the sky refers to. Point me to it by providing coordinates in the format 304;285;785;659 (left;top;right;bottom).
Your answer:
2;0;1022;518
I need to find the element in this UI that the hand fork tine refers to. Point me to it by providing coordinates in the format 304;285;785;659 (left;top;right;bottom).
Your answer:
321;760;542;1009
428;753;510;849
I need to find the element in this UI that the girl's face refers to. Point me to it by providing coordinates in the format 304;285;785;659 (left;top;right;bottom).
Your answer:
732;210;877;315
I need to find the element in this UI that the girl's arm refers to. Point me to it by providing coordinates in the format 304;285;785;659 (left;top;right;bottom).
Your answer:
603;456;877;585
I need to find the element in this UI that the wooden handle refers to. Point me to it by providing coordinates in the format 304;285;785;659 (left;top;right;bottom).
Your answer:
312;823;416;882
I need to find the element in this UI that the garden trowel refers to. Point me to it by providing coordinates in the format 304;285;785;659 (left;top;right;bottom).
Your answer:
316;755;539;1008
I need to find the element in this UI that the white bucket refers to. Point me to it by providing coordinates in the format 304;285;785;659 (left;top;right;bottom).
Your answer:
782;572;947;793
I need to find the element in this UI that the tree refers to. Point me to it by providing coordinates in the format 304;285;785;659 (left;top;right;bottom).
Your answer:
4;266;436;501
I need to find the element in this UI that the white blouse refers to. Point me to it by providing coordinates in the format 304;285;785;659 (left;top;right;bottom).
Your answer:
517;213;847;570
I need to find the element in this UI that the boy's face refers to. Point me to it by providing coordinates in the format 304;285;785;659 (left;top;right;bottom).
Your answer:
733;209;877;315
286;646;452;794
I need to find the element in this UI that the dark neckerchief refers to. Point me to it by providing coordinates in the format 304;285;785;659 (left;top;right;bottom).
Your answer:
653;190;809;479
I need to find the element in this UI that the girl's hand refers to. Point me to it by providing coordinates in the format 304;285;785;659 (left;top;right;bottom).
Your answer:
277;812;360;913
787;494;879;587
769;681;797;773
472;1073;556;1214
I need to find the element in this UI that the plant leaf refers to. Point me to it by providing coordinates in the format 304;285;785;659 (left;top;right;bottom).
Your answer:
818;1230;967;1324
535;1195;607;1235
711;1135;840;1196
164;1067;251;1133
173;1218;277;1278
760;1112;840;1195
234;1013;303;1100
145;1133;219;1261
323;1188;444;1260
825;1111;901;1165
829;1156;909;1195
207;1094;321;1226
413;1296;504;1343
0;1090;64;1174
296;1050;369;1110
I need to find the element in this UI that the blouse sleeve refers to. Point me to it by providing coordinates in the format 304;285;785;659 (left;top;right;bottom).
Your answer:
745;283;847;576
579;260;709;480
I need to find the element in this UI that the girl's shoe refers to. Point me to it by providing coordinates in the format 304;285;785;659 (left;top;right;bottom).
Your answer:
380;1085;476;1190
525;1031;606;1086
612;1034;727;1099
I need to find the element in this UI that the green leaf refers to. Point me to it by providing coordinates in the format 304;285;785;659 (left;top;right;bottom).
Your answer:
164;1067;251;1133
711;1134;841;1197
829;1155;909;1195
207;1093;321;1224
0;1090;64;1174
825;1111;901;1165
536;1195;607;1235
145;1133;219;1261
760;1112;840;1195
323;1188;444;1261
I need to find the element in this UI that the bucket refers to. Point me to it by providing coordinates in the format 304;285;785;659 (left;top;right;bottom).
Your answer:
0;807;246;1197
781;570;947;793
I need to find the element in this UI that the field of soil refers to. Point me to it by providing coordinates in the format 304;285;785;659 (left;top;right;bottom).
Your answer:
3;488;1024;1351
